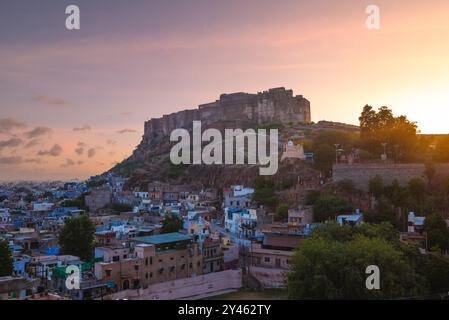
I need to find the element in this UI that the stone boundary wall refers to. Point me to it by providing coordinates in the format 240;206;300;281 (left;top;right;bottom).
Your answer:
107;269;243;300
332;163;449;191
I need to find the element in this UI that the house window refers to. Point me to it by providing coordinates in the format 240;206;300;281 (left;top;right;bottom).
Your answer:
134;265;139;271
145;273;148;279
264;257;270;263
145;258;148;266
105;270;111;277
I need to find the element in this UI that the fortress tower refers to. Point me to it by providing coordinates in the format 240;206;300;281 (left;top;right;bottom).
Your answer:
143;87;311;143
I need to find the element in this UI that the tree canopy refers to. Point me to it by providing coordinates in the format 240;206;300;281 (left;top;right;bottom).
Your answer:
0;240;13;277
359;105;418;161
59;214;95;261
161;213;183;234
312;194;354;222
287;223;425;299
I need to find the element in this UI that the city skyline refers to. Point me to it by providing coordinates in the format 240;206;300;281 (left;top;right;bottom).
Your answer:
1;0;449;180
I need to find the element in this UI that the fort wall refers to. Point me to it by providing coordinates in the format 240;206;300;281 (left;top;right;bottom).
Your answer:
143;87;311;143
333;163;449;191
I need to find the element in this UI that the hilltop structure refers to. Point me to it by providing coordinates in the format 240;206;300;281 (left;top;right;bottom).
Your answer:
143;87;311;144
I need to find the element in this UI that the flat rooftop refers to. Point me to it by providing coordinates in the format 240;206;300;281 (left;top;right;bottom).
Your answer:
132;232;192;245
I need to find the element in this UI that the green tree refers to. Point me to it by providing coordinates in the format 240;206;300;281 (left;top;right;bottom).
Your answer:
424;161;436;186
0;240;13;276
287;225;425;299
312;144;335;173
253;178;279;208
276;204;289;221
313;195;354;222
407;178;427;209
59;214;95;261
337;179;356;194
424;213;449;252
368;175;384;198
421;254;449;294
363;198;398;227
359;105;418;161
161;213;183;234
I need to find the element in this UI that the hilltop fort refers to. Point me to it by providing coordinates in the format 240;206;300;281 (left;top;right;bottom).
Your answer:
142;87;311;144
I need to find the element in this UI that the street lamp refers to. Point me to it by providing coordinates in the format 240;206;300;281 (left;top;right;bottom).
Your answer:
334;144;340;164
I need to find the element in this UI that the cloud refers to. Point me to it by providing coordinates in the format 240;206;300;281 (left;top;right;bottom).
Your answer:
37;144;63;157
73;125;91;132
0;138;23;150
120;112;133;116
24;139;41;148
107;139;117;145
0;118;27;134
87;148;96;158
117;128;137;134
77;160;84;165
33;95;70;107
24;126;53;139
77;142;87;147
24;158;44;164
61;158;76;168
0;156;23;165
75;147;84;155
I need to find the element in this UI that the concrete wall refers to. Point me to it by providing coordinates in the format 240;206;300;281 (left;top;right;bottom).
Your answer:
332;163;449;191
107;269;242;300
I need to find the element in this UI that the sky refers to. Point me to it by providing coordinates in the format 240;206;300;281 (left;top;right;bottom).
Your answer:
1;0;449;181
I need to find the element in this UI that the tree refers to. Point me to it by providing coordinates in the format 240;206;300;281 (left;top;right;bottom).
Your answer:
424;161;436;187
276;204;289;221
0;240;13;276
337;179;356;194
359;105;418;161
407;178;427;209
424;213;449;253
59;214;95;261
313;194;354;222
312;144;335;173
252;178;279;208
420;254;449;294
368;175;384;198
434;136;449;162
363;197;398;228
287;224;425;299
161;213;183;234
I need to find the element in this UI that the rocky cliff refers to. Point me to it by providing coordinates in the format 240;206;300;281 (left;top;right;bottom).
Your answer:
106;87;358;191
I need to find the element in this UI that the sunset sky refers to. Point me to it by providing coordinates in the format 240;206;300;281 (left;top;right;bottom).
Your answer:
1;0;449;181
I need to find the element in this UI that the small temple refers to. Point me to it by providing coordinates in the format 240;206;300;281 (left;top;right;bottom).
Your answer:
281;140;306;162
